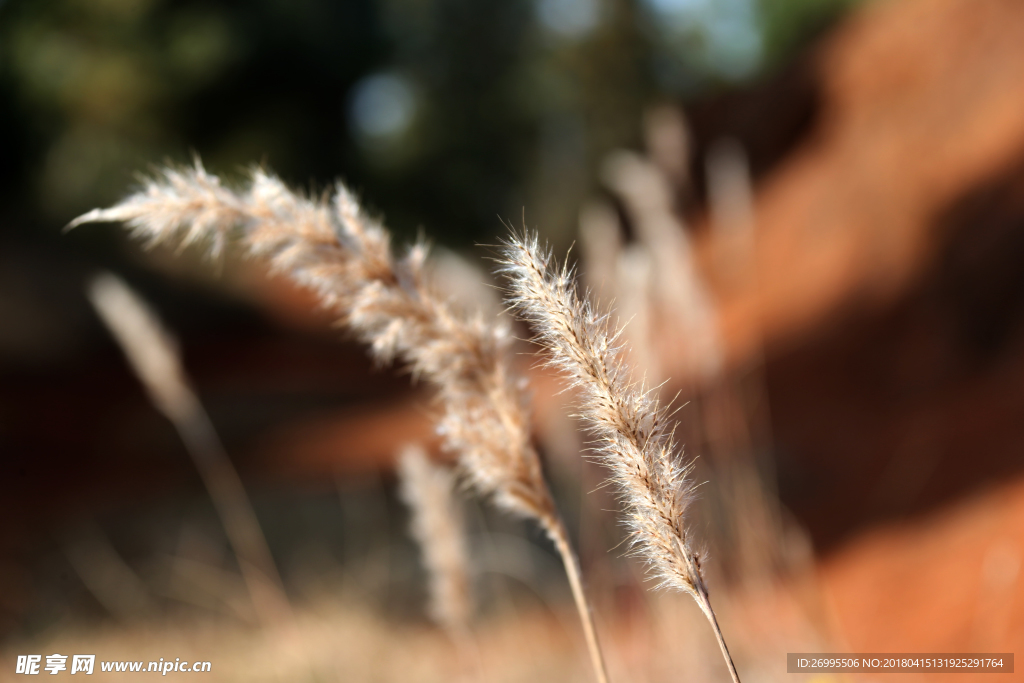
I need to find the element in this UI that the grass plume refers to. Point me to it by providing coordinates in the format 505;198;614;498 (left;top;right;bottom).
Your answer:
72;161;609;683
499;232;742;683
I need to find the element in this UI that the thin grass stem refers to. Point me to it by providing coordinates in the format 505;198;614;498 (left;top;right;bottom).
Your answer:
88;273;291;629
545;515;610;683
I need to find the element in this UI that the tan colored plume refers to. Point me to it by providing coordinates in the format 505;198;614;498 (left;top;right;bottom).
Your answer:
499;232;742;683
72;161;609;683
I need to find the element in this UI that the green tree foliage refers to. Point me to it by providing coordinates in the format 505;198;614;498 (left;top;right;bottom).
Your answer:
0;0;860;247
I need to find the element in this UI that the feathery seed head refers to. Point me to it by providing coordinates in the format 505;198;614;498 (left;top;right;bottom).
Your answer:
73;162;616;683
71;161;557;529
500;232;703;595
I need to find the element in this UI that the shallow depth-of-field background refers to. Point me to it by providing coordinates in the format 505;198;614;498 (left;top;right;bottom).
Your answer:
1;0;1023;680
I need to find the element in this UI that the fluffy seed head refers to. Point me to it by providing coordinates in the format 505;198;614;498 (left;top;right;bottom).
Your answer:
499;231;703;595
71;160;556;524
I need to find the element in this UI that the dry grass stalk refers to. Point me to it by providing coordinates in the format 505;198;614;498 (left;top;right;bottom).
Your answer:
601;151;722;382
706;139;756;291
87;272;291;629
72;162;609;683
642;105;691;189
64;522;157;619
397;444;474;639
500;233;742;683
613;245;662;386
578;200;623;304
701;138;791;585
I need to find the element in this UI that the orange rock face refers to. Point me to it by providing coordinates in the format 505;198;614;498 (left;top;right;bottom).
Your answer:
690;0;1024;654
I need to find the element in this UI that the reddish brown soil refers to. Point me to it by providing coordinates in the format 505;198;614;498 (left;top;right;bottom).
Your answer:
691;0;1024;653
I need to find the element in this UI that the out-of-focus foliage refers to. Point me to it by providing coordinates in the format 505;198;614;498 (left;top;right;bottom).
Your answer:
759;0;862;68
0;0;859;247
